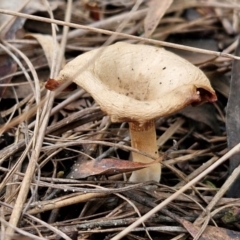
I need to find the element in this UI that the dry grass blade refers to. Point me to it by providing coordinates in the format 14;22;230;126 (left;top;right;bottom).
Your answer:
144;0;173;37
0;9;239;59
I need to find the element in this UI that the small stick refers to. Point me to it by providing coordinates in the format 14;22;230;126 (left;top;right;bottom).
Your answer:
0;9;239;60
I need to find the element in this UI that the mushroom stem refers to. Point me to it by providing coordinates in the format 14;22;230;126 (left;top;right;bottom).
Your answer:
129;120;160;182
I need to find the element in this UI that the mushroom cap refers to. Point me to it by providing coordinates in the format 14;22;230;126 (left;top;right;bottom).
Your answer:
52;42;217;123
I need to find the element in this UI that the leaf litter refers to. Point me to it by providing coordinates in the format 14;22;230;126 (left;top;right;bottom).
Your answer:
0;0;240;239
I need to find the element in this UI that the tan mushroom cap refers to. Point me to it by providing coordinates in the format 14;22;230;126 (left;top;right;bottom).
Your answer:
55;42;217;123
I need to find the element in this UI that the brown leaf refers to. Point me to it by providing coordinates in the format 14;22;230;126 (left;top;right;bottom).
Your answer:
179;104;220;135
3;68;48;99
168;39;218;65
0;0;59;39
208;72;229;98
25;34;65;69
68;157;162;179
144;0;173;37
182;220;240;240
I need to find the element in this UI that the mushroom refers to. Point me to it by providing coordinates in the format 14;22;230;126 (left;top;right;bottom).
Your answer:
46;42;217;182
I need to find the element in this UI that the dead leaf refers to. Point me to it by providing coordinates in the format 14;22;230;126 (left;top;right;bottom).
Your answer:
144;0;173;37
182;219;240;240
167;39;218;65
0;1;61;99
179;104;220;135
25;34;65;69
2;68;48;99
67;157;162;179
0;0;59;39
207;72;229;98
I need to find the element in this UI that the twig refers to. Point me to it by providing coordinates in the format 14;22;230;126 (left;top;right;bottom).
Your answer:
27;182;151;215
0;9;239;60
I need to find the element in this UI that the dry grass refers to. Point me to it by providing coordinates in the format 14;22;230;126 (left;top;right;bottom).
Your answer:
0;0;239;239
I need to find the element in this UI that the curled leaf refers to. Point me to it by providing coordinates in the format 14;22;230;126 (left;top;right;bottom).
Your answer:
25;34;65;69
68;157;162;179
144;0;173;37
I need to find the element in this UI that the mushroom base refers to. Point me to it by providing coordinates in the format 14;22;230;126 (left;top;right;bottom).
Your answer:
129;121;161;182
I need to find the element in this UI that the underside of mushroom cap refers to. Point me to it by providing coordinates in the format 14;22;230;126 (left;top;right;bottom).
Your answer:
48;42;217;124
